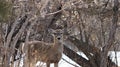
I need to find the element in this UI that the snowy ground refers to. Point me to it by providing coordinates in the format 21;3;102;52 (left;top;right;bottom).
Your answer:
108;51;120;66
36;54;80;67
15;51;120;67
58;51;120;67
36;51;120;67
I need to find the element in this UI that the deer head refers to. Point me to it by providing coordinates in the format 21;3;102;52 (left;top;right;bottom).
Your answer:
49;29;64;43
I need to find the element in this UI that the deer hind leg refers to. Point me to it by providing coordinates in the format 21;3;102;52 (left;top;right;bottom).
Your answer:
29;59;37;67
46;62;50;67
29;61;36;67
54;62;58;67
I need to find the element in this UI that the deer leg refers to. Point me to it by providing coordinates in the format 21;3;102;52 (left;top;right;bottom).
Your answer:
54;62;58;67
46;62;50;67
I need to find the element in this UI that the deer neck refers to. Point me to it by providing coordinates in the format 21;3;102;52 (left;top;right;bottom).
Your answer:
51;36;63;53
53;36;63;47
53;38;63;53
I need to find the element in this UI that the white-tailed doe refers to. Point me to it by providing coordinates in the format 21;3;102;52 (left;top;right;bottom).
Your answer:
27;29;64;67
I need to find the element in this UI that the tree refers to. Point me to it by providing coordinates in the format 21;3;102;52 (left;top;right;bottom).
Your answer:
0;0;120;67
63;0;119;67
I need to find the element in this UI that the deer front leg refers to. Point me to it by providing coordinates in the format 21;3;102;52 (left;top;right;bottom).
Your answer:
46;62;50;67
54;62;58;67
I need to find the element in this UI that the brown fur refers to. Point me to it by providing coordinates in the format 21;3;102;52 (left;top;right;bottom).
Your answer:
27;29;63;67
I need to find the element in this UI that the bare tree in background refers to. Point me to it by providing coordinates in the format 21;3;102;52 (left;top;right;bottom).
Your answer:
0;0;120;67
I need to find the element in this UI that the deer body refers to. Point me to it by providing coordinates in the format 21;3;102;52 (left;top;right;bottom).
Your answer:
27;29;63;67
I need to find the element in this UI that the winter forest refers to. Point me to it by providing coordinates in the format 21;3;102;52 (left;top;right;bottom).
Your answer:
0;0;120;67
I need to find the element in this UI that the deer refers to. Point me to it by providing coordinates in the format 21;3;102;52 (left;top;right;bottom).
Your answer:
26;29;64;67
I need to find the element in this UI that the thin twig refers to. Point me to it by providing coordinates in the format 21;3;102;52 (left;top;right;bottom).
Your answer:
45;0;81;16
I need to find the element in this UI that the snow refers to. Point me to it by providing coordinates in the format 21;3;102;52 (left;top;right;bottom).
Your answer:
15;51;120;67
108;51;120;66
36;54;80;67
57;54;80;67
57;51;120;67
